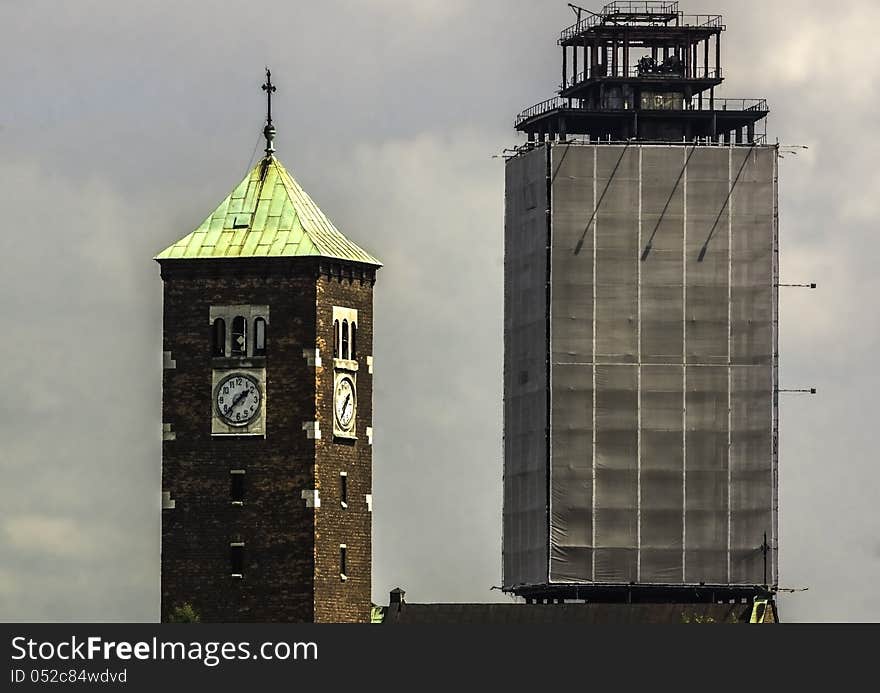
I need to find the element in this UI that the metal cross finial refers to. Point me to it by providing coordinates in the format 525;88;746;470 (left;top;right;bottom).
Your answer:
261;68;277;156
262;68;276;125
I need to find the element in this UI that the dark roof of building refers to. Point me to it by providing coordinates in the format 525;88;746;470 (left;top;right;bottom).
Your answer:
379;602;762;624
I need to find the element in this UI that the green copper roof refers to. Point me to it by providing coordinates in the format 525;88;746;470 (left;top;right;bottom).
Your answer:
156;156;381;265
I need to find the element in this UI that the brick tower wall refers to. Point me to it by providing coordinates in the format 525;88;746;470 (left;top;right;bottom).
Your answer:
313;272;375;623
160;260;320;622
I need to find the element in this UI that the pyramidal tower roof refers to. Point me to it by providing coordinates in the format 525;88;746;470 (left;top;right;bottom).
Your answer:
155;155;381;266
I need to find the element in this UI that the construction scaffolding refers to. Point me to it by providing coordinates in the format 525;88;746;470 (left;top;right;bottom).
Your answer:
503;142;778;601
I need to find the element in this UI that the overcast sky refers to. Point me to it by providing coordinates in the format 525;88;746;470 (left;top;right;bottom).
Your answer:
1;0;877;623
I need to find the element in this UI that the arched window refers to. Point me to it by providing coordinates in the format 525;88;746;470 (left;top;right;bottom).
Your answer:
333;320;340;358
212;318;226;357
341;320;349;360
350;322;357;359
254;318;267;356
231;316;247;356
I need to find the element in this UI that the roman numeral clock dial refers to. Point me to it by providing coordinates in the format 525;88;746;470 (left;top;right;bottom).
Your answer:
216;373;262;427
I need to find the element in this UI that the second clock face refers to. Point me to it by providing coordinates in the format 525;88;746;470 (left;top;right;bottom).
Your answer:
334;377;355;431
216;373;262;427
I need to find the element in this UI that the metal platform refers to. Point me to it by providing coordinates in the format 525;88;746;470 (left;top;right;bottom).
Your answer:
509;582;776;605
515;96;768;143
559;2;724;47
560;66;723;100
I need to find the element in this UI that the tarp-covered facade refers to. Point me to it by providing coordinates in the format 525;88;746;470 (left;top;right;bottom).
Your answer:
503;143;778;589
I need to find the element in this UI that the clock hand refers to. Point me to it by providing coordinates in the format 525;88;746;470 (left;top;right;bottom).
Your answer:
342;393;351;411
230;389;249;410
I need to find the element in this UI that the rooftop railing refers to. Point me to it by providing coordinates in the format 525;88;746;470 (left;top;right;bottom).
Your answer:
565;65;722;87
515;96;562;126
602;1;680;14
515;95;768;127
560;9;723;42
510;133;769;149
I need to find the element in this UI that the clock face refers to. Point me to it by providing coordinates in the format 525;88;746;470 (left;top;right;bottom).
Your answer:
334;377;355;431
216;373;262;427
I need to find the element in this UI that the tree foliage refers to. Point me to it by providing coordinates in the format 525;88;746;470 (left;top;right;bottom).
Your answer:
167;603;201;623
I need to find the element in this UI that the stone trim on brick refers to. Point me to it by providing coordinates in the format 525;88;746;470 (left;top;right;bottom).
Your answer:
301;489;321;509
302;421;321;439
163;351;177;369
302;348;322;368
162;423;176;441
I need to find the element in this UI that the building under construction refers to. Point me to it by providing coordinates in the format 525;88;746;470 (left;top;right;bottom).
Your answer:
502;2;778;605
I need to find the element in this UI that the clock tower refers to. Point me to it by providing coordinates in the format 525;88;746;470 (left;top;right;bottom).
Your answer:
156;71;381;622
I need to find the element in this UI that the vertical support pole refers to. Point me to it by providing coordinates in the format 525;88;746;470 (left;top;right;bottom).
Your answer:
726;145;733;584
636;144;643;583
771;147;780;587
747;122;755;144
573;39;578;86
563;45;568;89
735;127;743;145
590;144;598;584
612;38;618;77
716;32;721;76
542;135;551;534
681;144;688;583
704;36;710;78
761;533;769;588
623;30;629;77
583;35;588;80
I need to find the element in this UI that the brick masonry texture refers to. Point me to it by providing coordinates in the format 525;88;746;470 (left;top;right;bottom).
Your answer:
159;258;376;623
314;274;374;623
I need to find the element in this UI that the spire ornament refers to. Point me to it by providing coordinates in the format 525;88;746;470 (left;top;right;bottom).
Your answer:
262;68;277;156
